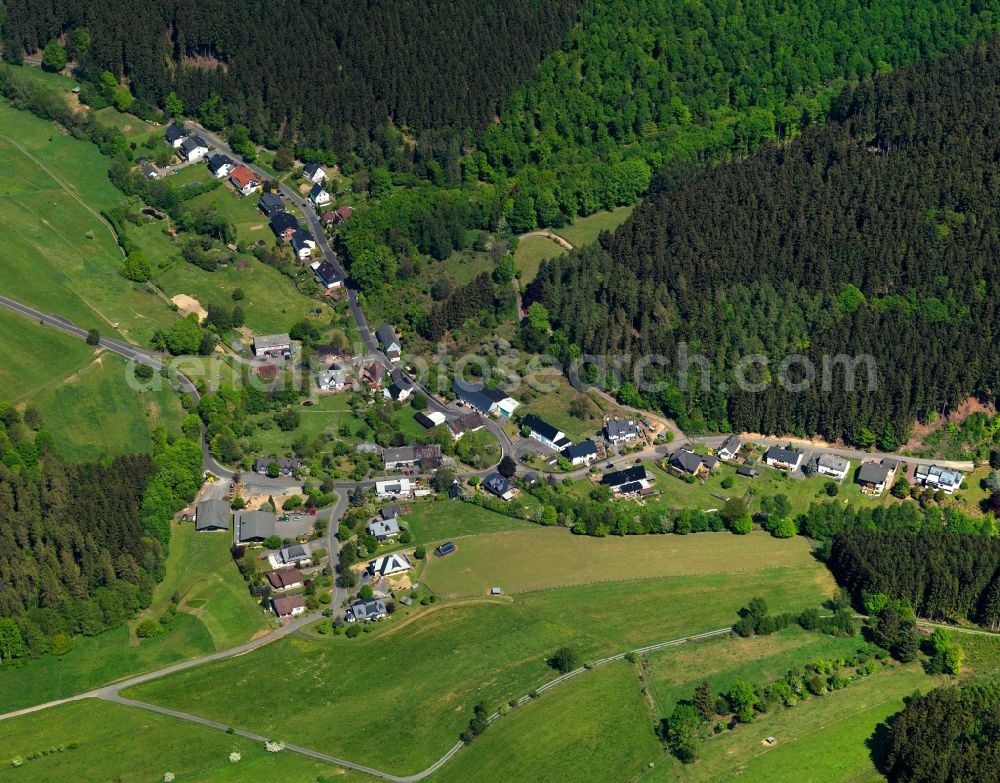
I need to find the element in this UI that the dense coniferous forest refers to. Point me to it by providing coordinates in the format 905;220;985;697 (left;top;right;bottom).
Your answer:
533;40;1000;443
882;681;1000;782
828;529;1000;627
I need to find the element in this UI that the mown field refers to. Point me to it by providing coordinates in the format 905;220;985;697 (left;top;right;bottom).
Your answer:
0;307;94;402
403;500;536;544
421;527;830;597
429;662;661;783
0;699;370;783
0;103;177;345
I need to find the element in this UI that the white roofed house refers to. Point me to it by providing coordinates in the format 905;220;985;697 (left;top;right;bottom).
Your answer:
253;333;291;358
367;553;413;578
376;477;413;497
309;183;332;207
915;464;964;494
366;517;401;541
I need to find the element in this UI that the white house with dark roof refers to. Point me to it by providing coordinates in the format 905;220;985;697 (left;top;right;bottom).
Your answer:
311;260;343;289
367;553;412;578
522;414;570;450
668;449;718;476
383;369;413;401
165;123;187;148
763;446;804;472
604;419;640;445
207;153;235;178
717;434;743;461
346;598;387;622
915;464;963;494
271;594;306;618
382;445;417;470
309;183;331;207
483;472;516;501
277;542;312;566
856;459;899;495
376;323;401;360
179;135;209;162
561;439;599;466
366;517;401;541
303;163;327;184
816;453;851;482
291;229;316;260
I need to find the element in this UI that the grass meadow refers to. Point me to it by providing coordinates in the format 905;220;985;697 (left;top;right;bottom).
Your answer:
402;500;536;544
513;234;567;281
0;307;94;402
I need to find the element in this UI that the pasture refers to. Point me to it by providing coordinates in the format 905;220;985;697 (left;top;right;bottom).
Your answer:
403;500;536;544
514;234;567;281
0;308;94;402
420;527;830;597
558;205;635;247
0;699;367;783
429;662;661;783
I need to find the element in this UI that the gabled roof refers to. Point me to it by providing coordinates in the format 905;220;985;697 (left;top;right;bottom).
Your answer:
367;553;412;576
561;439;598;461
817;453;850;473
207;153;233;174
483;472;513;497
669;449;718;474
448;411;484;436
382;445;416;464
229;165;257;189
165;123;186;143
291;229;315;254
309;183;329;199
303;162;324;178
380;505;402;520
376;322;399;348
451;379;506;413
719;433;742;453
602;465;647;487
269;211;299;236
180;135;208;155
857;460;891;485
279;542;312;563
272;594;306;616
522;414;563;443
267;568;302;589
195;499;230;531
348;597;387;620
366;518;401;538
764;446;802;465
605;419;637;439
234;510;275;542
386;369;413;399
258;192;284;214
336;205;354;221
141;163;158;177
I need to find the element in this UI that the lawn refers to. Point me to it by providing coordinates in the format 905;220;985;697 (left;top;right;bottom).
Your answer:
403;500;536;544
519;374;604;442
429;662;661;783
0;614;214;714
125;601;613;775
0;307;94;402
0;699;370;783
138;520;270;649
421;527;830;597
248;392;359;455
557;205;635;248
0;102;177;345
645;665;938;783
647;626;872;712
514;234;567;281
31;351;186;460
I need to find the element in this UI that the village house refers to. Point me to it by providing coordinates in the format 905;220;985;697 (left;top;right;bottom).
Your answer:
311;260;343;289
335;204;353;224
291;229;316;260
380;505;402;520
415;444;443;470
668;448;718;477
522;414;571;450
233;510;275;545
316;367;347;391
271;594;306;619
363;362;386;389
179;135;209;162
346;598;387;622
763;446;804;472
165;123;187;148
277;542;312;566
383;368;413;401
561;439;599;466
451;379;519;418
375;477;412;498
367;553;413;578
253;456;303;475
376;323;402;361
415;410;447;430
601;465;651;496
229;165;260;196
269;211;299;239
309;183;332;207
915;464;964;494
483;472;516;501
252;333;291;359
382;445;417;470
141;163;161;180
604;419;641;446
207;153;235;178
856;459;899;495
816;453;851;482
321;211;337;226
366;517;401;541
258;192;285;217
717;434;743;461
267;568;303;591
448;411;485;438
195;499;230;532
303;162;327;184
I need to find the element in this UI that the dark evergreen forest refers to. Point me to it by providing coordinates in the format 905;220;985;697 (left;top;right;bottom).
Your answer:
533;40;1000;444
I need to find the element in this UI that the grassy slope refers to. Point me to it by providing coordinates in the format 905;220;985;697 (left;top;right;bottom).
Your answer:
558;205;635;247
0;699;371;783
514;234;567;281
430;662;661;783
403;500;536;544
0;103;176;345
0;307;94;401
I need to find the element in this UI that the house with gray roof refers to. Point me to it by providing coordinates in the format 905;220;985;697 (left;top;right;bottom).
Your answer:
915;464;963;494
366;517;401;541
561;439;599;466
816;453;851;482
717;434;743;461
380;505;402;520
376;323;401;360
367;553;412;577
234;510;275;544
856;459;899;495
604;419;640;445
483;472;516;501
668;449;719;476
346;597;387;622
278;542;312;565
763;446;804;472
252;333;291;358
195;499;230;532
382;445;417;470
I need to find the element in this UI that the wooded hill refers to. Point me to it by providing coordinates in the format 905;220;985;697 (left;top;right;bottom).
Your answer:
532;40;1000;444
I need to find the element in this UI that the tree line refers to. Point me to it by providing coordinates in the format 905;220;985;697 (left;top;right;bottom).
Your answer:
532;40;1000;444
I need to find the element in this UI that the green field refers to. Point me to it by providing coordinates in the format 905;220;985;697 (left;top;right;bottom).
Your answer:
0;308;94;402
558;205;635;247
30;351;185;460
514;234;567;281
0;103;177;344
519;373;604;442
138;520;270;649
430;662;661;783
403;500;536;543
421;527;830;598
0;699;370;783
644;665;937;783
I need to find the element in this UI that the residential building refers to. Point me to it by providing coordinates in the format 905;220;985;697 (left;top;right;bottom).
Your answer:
179;135;209;162
366;517;400;541
195;499;230;532
383;368;413;401
321;211;337;226
309;183;331;207
522;414;570;450
303;163;327;183
140;163;161;179
483;472;516;501
415;410;446;429
601;465;648;493
363;362;386;388
717;434;743;461
763;446;804;472
367;553;413;577
604;419;640;445
316;368;346;391
335;204;353;223
271;594;306;618
669;449;719;476
253;456;302;475
165;123;187;148
451;378;519;417
267;568;303;591
375;477;412;497
207;153;235;178
915;464;964;494
415;444;443;470
857;459;899;495
561;439;599;466
234;510;275;544
278;542;312;565
448;411;484;438
311;260;343;289
346;598;387;622
253;333;291;358
269;211;299;240
382;445;417;470
258;192;285;217
380;505;402;520
291;229;316;260
816;453;851;482
376;323;401;360
229;165;260;196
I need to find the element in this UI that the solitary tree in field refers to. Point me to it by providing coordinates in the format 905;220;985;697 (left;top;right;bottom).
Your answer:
548;646;578;673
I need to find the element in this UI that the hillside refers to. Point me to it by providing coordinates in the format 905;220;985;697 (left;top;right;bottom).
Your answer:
532;39;1000;445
